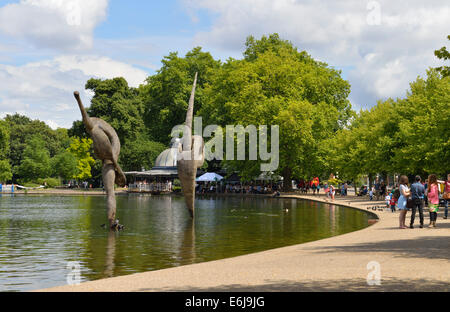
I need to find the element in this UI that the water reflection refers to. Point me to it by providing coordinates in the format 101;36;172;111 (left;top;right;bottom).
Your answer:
0;195;370;291
103;232;116;278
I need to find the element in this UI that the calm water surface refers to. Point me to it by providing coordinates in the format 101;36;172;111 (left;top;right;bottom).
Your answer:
0;194;372;291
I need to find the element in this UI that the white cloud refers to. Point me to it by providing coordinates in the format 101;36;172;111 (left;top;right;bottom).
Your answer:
184;0;450;108
54;55;148;87
45;119;60;130
0;55;148;128
0;0;108;51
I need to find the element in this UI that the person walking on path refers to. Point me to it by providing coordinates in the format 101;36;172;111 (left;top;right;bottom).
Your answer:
427;174;439;228
380;181;386;198
445;174;450;219
375;180;381;201
397;175;411;229
410;175;425;228
438;173;450;219
389;190;398;212
427;174;440;228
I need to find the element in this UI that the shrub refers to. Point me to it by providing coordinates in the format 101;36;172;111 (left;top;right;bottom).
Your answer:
37;178;61;188
18;178;62;188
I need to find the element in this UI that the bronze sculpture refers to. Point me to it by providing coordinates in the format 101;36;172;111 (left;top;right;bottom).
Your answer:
177;73;205;218
74;91;126;229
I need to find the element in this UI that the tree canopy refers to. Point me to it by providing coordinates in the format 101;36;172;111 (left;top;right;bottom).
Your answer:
16;135;51;182
5;114;70;182
51;150;78;181
200;34;352;189
67;137;95;181
0;120;12;182
329;69;450;181
84;77;145;146
140;47;221;145
435;35;450;78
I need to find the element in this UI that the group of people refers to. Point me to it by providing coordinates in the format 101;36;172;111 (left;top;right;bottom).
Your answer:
132;180;173;192
197;183;280;195
372;181;387;201
297;180;350;201
67;181;93;189
297;178;321;194
394;174;449;229
361;181;388;201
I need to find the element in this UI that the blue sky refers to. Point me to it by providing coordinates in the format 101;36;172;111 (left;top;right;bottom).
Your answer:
95;1;210;39
0;0;218;69
0;0;448;129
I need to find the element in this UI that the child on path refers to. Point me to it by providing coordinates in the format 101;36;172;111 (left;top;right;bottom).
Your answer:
324;184;329;201
385;193;391;209
389;191;398;212
329;184;335;201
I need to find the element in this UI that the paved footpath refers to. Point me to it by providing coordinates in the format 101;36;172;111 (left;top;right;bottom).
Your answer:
38;195;450;292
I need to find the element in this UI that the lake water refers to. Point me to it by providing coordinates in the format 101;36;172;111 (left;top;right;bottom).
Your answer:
0;194;372;291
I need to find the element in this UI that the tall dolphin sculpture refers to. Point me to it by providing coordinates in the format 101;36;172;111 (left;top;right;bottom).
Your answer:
177;73;205;218
74;91;126;229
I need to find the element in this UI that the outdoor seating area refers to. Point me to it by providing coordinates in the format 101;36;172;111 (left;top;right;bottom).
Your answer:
128;181;172;193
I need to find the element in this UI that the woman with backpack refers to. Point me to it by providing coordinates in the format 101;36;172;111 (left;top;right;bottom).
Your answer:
397;175;411;229
427;174;439;228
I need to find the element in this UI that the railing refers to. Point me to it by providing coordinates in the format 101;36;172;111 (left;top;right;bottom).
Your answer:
0;184;14;193
128;183;172;193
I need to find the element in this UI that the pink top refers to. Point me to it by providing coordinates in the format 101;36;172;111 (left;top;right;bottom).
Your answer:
428;184;439;205
445;181;450;193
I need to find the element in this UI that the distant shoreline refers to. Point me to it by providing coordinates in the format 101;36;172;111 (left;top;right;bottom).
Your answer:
1;189;128;196
2;189;290;197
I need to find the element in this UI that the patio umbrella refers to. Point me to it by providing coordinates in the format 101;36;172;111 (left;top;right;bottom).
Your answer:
196;172;224;182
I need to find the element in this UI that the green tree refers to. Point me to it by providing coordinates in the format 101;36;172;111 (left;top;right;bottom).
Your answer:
0;119;12;182
16;135;51;182
200;34;352;190
5;114;70;181
140;47;221;144
120;135;166;172
327;100;399;186
0;120;9;158
51;150;78;181
80;77;145;146
67;137;95;181
435;35;450;78
329;69;450;180
394;69;450;174
0;160;12;183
